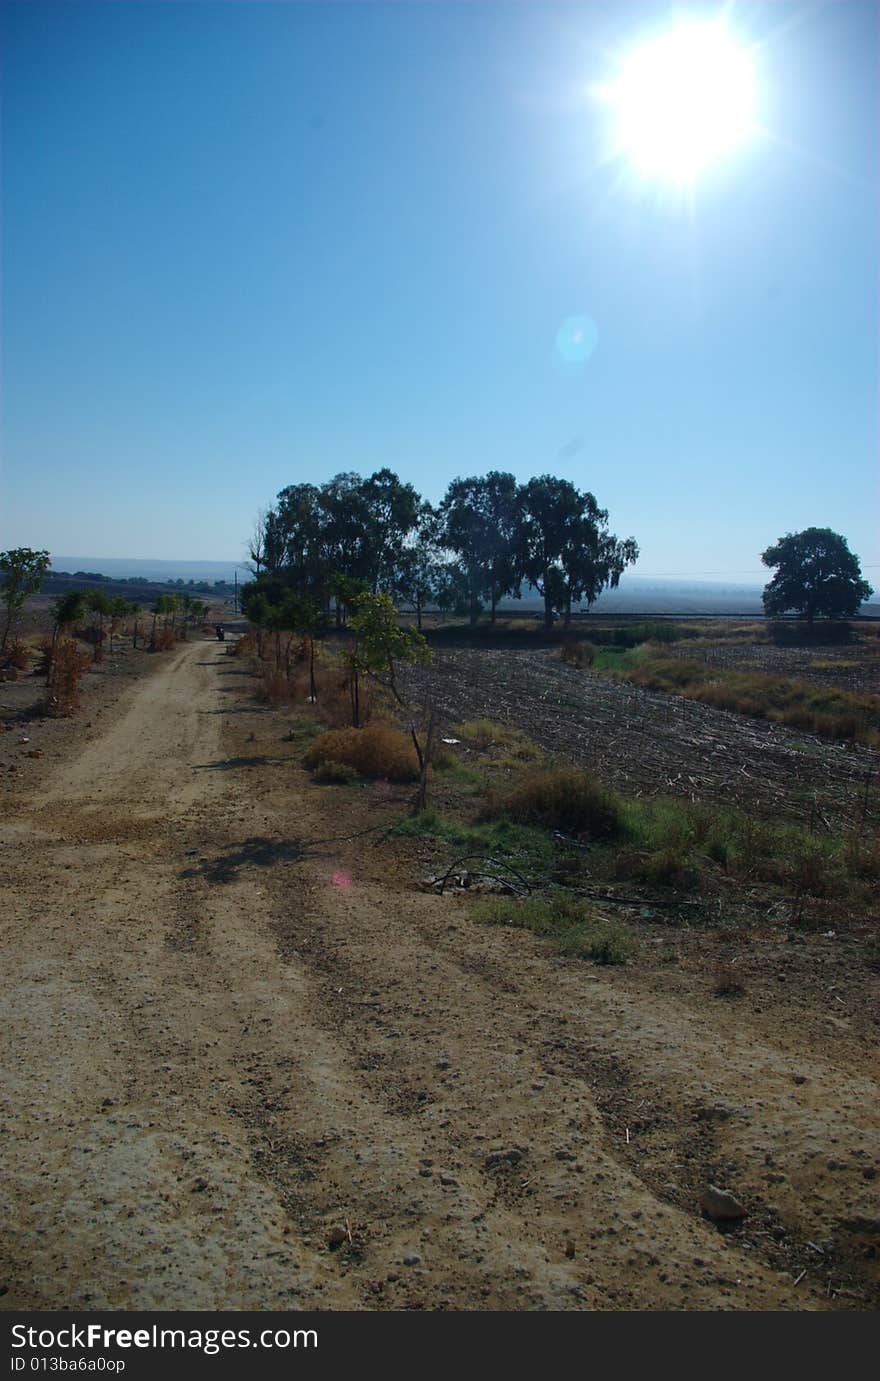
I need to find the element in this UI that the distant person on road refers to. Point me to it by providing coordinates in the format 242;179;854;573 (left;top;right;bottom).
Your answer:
215;623;225;641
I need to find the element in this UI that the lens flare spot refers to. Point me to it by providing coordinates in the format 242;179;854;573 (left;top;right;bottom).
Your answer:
555;315;598;367
332;869;353;888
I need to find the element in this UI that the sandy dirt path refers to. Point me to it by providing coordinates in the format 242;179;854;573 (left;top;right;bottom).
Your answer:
1;641;876;1311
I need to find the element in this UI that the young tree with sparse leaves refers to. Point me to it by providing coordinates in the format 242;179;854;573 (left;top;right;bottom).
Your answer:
1;548;51;655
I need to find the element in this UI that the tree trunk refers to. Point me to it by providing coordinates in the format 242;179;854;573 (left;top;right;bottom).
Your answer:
309;638;317;701
543;590;554;629
351;662;360;728
1;603;18;656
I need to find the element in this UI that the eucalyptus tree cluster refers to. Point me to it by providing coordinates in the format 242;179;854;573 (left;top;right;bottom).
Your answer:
248;468;638;629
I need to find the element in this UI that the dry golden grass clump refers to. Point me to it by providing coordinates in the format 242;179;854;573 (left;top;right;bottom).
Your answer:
485;765;622;840
450;718;543;766
303;723;420;782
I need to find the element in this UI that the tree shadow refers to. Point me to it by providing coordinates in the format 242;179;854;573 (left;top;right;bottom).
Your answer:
181;835;304;883
193;755;286;770
199;705;270;716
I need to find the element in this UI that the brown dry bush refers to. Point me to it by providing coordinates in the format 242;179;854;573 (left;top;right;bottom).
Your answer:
259;668;293;706
558;640;596;668
3;638;30;671
36;637;54;675
233;632;257;658
484;765;622;840
303;723;420;781
45;638;91;717
151;628;177;652
316;671;391;729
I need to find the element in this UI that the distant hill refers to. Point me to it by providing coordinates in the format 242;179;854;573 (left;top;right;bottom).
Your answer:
52;556;247;584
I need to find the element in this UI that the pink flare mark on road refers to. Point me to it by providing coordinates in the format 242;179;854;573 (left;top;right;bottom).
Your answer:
332;869;353;888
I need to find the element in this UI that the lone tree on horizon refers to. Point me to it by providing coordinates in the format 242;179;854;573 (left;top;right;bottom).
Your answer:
761;527;873;623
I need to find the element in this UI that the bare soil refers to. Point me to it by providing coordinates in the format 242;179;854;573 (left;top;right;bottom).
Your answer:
1;639;877;1311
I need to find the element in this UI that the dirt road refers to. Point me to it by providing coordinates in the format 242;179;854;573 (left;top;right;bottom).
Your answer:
1;641;877;1310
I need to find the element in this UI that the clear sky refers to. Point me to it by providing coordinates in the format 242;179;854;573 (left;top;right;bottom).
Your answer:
1;0;877;581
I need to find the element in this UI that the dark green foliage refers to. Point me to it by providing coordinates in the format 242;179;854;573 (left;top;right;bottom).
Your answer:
761;528;873;623
518;477;638;628
433;472;523;624
249;469;639;631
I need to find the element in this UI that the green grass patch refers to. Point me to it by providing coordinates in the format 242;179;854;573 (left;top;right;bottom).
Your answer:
390;810;557;876
472;894;634;964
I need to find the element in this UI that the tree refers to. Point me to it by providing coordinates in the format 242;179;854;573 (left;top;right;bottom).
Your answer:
518;479;638;627
346;590;429;726
518;477;585;628
360;468;421;592
50;590;86;652
392;540;444;630
1;548;51;654
347;591;433;810
761;528;873;623
85;588;114;660
434;473;523;625
558;505;639;625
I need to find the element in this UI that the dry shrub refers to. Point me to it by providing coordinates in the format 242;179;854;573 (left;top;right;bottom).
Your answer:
36;637;54;675
558;640;596;668
303;723;420;782
259;668;292;705
3;638;30;671
313;759;360;784
151;629;176;652
317;672;391;729
488;766;622;840
45;637;90;716
233;632;257;657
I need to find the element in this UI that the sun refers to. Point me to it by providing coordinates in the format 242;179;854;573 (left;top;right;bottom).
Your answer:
601;19;756;183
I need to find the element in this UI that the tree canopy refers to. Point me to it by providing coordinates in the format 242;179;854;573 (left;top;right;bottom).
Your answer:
761;528;873;622
248;468;637;628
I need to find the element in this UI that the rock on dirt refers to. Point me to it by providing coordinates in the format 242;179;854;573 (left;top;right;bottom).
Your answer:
700;1186;747;1222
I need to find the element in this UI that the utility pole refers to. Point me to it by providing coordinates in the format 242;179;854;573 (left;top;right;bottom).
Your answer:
234;570;238;613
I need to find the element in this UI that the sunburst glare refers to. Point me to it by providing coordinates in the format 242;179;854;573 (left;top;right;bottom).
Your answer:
599;18;756;184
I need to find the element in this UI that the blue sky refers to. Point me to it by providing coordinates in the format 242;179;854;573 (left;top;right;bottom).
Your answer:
1;0;877;582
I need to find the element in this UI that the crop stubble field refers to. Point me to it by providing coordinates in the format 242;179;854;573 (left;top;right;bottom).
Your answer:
403;643;879;827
